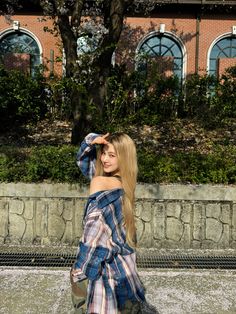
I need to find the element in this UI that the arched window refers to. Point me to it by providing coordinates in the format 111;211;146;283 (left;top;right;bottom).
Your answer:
209;36;236;77
136;32;184;81
0;31;41;76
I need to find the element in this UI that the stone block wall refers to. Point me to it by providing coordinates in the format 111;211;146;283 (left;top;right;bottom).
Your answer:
136;200;236;249
0;183;236;249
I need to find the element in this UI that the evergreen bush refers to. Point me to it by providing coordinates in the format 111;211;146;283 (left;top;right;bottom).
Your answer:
1;145;236;184
0;66;48;131
1;65;236;184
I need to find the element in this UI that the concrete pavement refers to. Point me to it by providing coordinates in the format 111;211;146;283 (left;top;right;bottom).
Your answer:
0;266;236;314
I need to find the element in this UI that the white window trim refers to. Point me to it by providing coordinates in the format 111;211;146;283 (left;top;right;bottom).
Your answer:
0;27;43;65
207;32;233;75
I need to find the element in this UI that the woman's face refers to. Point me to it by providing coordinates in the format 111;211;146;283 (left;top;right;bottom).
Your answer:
100;143;119;175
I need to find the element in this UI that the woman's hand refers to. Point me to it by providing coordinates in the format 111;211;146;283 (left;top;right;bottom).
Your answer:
70;268;87;282
71;268;83;277
91;133;109;145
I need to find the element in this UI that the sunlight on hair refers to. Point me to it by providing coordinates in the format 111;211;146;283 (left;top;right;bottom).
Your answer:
95;133;138;247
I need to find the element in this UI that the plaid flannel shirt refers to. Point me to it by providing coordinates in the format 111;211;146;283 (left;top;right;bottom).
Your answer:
75;133;146;314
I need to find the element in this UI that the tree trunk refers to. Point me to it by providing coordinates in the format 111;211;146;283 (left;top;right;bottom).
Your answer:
56;0;134;144
57;14;91;144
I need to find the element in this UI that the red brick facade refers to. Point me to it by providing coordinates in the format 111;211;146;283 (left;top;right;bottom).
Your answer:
0;10;235;77
218;58;236;77
119;14;236;76
0;15;63;76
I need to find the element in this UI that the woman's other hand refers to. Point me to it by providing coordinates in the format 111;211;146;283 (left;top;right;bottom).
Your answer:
70;268;87;283
71;268;83;276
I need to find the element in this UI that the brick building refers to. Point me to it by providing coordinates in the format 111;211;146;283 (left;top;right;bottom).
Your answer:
0;1;236;80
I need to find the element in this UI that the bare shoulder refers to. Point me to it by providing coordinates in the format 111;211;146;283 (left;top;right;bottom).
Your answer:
90;176;106;194
90;176;122;195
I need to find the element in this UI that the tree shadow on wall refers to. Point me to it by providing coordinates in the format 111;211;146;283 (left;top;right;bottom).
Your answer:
117;19;197;72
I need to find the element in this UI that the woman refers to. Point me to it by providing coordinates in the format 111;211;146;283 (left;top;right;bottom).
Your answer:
71;132;157;314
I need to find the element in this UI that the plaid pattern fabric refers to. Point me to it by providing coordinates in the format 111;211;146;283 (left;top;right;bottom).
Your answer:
75;134;146;314
76;133;99;180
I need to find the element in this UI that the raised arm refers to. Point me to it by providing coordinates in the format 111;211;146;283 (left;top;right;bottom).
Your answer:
76;133;109;180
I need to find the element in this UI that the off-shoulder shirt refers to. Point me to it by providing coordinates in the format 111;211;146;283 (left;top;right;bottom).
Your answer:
75;133;146;314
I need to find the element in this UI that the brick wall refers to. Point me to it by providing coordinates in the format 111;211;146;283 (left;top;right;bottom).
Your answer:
119;14;236;74
0;15;63;76
1;12;235;77
218;58;236;77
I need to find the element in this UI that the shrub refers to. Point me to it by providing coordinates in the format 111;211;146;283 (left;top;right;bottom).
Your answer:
24;145;84;183
101;66;180;130
0;145;85;184
137;145;236;184
211;66;236;120
0;66;48;130
0;147;28;182
2;144;235;184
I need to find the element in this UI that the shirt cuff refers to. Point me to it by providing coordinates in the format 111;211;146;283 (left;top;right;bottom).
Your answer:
85;133;100;146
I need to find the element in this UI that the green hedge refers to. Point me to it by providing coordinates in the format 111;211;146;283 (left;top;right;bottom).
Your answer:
0;66;48;131
0;145;85;184
1;144;236;184
138;146;236;184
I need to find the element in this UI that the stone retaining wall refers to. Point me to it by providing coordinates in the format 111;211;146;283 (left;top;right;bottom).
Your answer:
1;183;236;249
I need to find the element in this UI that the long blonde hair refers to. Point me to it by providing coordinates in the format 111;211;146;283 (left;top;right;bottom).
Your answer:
95;133;138;247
